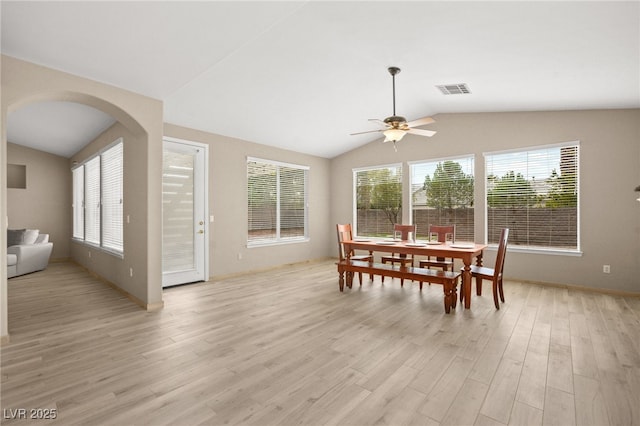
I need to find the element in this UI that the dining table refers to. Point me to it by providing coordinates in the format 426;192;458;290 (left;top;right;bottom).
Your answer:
342;239;488;309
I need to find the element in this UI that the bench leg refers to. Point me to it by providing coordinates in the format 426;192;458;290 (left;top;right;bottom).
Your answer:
443;281;456;314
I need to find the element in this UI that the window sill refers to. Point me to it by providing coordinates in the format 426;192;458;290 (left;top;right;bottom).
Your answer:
72;238;124;259
487;245;582;257
247;237;310;248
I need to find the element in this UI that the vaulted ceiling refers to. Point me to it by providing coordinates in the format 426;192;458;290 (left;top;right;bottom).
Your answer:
2;1;639;158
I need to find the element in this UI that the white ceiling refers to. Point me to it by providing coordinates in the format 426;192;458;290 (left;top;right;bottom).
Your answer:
2;1;639;159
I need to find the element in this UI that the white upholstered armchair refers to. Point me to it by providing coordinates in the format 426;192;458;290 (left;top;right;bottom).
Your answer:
7;229;53;278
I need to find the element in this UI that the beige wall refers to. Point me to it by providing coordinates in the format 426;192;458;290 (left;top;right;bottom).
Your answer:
2;55;164;340
331;109;640;293
6;143;71;259
164;124;333;277
69;122;151;303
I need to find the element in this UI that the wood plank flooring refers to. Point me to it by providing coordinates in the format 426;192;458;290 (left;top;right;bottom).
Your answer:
1;260;639;425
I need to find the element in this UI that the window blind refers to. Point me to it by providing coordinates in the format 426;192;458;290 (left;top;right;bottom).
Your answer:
410;156;475;241
84;156;101;245
101;141;123;252
73;138;124;255
354;165;402;238
247;158;308;245
485;143;579;250
162;149;196;272
279;166;306;239
72;166;85;239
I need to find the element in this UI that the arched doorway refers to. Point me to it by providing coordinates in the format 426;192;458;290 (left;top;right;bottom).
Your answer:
2;62;164;343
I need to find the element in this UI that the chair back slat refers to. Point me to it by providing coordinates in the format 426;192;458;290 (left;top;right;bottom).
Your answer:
393;224;416;241
336;223;354;261
428;224;455;243
493;228;510;279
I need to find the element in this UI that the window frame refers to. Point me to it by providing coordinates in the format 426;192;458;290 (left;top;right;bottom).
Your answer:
247;156;309;247
352;163;403;239
483;141;581;256
71;138;124;257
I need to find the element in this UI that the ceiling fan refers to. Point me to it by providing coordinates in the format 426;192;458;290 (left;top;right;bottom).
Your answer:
351;66;436;150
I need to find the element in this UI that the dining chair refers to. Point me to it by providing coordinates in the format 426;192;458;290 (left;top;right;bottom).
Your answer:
336;223;373;284
462;228;509;309
381;223;416;286
419;224;456;271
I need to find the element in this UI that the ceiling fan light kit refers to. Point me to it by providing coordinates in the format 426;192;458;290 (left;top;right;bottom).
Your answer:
383;128;406;143
351;66;437;150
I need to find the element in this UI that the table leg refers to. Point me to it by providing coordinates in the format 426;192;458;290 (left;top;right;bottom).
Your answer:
463;262;472;309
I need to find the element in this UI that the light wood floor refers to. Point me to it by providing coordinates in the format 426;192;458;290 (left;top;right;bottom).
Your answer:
2;260;639;426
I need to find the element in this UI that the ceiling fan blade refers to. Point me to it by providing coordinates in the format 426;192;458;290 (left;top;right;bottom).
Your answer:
405;116;435;127
407;128;437;137
350;129;385;136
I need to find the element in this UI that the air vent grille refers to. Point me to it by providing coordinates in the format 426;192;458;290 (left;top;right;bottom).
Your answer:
436;84;471;95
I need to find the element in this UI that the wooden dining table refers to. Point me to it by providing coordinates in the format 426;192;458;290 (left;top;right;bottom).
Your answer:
342;239;488;309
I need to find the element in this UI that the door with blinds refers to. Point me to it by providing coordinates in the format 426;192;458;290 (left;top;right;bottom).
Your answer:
162;138;208;287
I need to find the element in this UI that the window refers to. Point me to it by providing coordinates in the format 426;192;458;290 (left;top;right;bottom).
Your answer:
72;167;84;239
353;164;402;238
101;141;123;251
484;142;579;252
72;139;124;254
247;157;308;245
410;156;475;241
84;156;101;245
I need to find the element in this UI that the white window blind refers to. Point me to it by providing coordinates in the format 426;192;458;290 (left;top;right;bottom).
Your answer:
162;149;196;272
279;166;306;239
84;156;101;245
72;138;124;255
101;141;123;252
72;166;85;239
354;164;402;238
247;158;308;245
485;143;579;251
410;156;475;240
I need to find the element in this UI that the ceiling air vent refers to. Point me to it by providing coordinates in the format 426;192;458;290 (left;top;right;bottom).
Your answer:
436;83;471;95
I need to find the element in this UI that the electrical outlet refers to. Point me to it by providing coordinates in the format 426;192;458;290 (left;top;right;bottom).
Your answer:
603;265;610;274
238;253;242;260
129;267;134;277
88;251;91;258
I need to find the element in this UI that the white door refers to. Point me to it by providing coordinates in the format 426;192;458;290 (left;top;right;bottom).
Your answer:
162;138;208;287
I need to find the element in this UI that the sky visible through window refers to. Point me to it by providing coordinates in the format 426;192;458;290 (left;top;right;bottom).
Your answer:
412;157;474;186
486;148;561;180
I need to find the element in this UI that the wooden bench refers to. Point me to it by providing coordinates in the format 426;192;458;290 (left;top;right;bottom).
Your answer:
337;260;462;313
